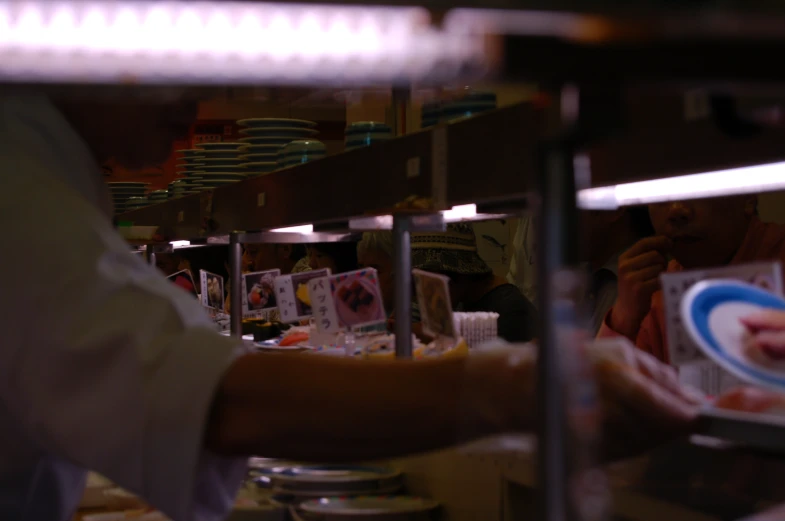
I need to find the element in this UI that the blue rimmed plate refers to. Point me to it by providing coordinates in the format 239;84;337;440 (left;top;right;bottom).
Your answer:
682;279;785;391
300;496;439;516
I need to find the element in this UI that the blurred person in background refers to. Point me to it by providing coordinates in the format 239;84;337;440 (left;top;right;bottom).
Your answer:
598;196;785;363
243;243;310;274
413;224;539;343
584;206;655;335
357;231;395;315
308;242;359;274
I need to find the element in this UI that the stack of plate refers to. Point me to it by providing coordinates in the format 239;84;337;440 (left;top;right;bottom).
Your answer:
107;182;148;215
125;196;150;212
194;142;248;189
278;140;327;168
175;149;206;195
441;91;497;122
420;101;441;129
345;122;392;151
298;496;439;521
148;190;168;204
237;118;318;176
168;179;190;199
265;465;403;499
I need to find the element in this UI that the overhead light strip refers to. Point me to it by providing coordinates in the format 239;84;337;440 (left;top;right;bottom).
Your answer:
577;160;785;210
0;1;486;84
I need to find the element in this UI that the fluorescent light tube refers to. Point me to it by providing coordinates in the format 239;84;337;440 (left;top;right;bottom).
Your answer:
270;224;314;234
169;240;191;248
0;1;485;85
442;203;477;221
577;160;785;210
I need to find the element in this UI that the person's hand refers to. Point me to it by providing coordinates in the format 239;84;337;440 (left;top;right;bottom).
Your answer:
609;236;672;339
588;339;703;460
465;341;701;460
740;310;785;361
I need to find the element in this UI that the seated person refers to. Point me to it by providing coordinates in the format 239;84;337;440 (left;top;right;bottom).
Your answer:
412;224;538;343
308;242;359;274
584;206;654;335
243;243;310;274
598;195;785;363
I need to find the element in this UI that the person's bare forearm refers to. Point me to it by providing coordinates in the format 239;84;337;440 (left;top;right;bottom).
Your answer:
204;353;533;461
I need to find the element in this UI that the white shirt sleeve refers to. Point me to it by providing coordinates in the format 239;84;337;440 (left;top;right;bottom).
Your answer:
0;169;248;520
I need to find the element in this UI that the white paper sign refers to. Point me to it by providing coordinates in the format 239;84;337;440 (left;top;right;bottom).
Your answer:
200;270;225;311
240;269;280;319
274;268;331;323
662;261;783;395
308;276;342;333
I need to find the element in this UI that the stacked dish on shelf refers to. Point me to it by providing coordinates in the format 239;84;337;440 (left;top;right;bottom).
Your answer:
168;179;190;199
175;149;206;195
278;139;327;168
107;182;148;215
236;118;318;175
124;196;150;212
194;142;247;188
420;101;441;129
441;91;497;122
345;121;392;151
147;190;168;204
419;91;498;128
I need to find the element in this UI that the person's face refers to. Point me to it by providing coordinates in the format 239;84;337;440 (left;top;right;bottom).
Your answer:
648;196;756;269
242;244;278;272
358;248;394;313
308;247;337;272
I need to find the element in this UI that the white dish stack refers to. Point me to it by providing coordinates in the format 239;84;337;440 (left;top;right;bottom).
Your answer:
193;142;248;188
107;182;148;215
236;118;318;175
175;149;205;196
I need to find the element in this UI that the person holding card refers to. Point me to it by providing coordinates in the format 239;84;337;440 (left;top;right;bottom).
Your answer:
411;224;539;343
0;92;704;521
598;196;785;363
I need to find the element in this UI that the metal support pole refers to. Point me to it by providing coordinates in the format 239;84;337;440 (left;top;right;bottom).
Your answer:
393;214;413;358
146;245;156;267
229;232;243;339
535;140;578;521
391;87;411;137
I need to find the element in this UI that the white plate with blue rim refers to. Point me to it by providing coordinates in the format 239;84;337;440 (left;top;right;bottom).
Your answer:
682;279;785;391
237;118;316;128
300;496;439;516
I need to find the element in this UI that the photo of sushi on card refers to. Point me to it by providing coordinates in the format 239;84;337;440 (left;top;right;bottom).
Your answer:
330;269;386;327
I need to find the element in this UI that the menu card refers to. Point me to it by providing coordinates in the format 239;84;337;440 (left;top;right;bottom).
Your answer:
307;269;386;333
274;268;331;323
240;269;280;319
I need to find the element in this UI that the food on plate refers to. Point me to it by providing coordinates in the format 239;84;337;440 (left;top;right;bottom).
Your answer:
334;279;381;324
743;328;785;368
296;283;311;307
280;331;309;346
715;386;785;415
